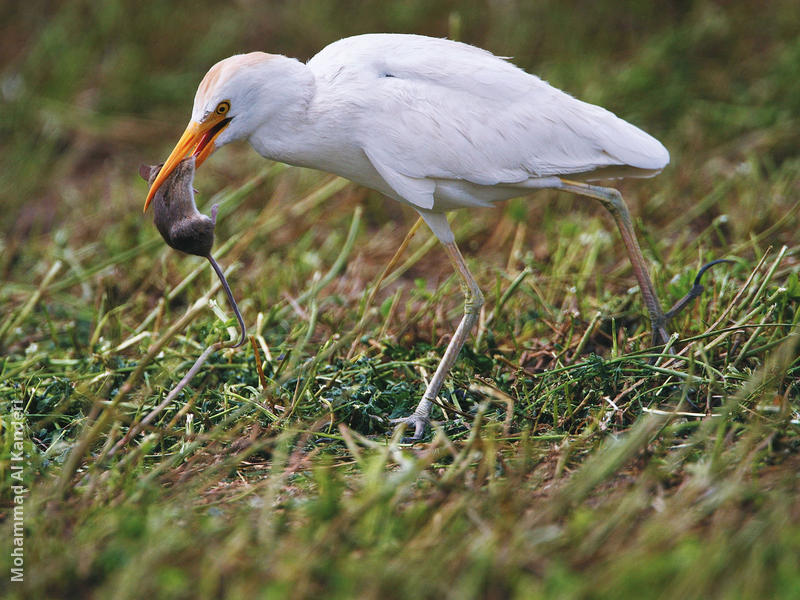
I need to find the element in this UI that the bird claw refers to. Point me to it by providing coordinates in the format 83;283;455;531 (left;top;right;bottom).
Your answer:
390;413;431;442
664;258;735;322
647;258;735;352
653;324;672;347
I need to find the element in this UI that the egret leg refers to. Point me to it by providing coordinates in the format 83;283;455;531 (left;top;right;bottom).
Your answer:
558;179;670;346
391;213;484;440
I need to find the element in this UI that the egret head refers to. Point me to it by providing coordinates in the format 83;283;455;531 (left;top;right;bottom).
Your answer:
143;52;277;211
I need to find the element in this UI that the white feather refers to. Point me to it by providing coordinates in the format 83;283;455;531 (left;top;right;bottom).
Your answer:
202;33;669;212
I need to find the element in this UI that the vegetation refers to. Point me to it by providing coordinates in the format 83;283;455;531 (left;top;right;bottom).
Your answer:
1;1;799;598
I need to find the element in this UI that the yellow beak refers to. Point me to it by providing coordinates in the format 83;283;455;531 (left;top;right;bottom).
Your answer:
143;115;231;212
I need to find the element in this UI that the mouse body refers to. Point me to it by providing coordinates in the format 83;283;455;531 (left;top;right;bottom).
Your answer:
139;156;246;347
139;157;215;257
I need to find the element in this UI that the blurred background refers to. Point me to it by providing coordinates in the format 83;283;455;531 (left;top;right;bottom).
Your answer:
1;0;798;352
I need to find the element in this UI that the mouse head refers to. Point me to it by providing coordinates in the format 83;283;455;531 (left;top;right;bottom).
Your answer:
139;163;163;186
139;156;196;190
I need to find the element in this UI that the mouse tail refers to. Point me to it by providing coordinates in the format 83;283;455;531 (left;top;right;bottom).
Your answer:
206;255;247;348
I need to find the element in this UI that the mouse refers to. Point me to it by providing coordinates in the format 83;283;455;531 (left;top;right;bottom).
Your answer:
140;157;246;347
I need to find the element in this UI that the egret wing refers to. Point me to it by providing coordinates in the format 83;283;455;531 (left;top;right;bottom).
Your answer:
310;34;669;198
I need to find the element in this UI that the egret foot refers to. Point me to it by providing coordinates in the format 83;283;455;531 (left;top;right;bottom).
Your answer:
665;259;735;322
390;411;432;442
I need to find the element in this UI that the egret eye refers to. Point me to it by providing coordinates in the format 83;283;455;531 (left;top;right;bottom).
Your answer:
215;101;230;115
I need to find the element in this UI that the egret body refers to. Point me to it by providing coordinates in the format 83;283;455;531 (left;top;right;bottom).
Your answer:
146;34;672;439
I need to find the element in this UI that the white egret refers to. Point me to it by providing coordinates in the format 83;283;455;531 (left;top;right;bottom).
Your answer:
145;33;676;439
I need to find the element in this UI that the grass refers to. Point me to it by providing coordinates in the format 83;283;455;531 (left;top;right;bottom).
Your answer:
1;1;799;598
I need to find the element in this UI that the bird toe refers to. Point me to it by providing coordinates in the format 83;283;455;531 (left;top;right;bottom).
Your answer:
390;413;431;442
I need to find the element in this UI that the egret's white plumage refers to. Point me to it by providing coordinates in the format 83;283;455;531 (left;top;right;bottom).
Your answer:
147;33;674;439
189;34;668;213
